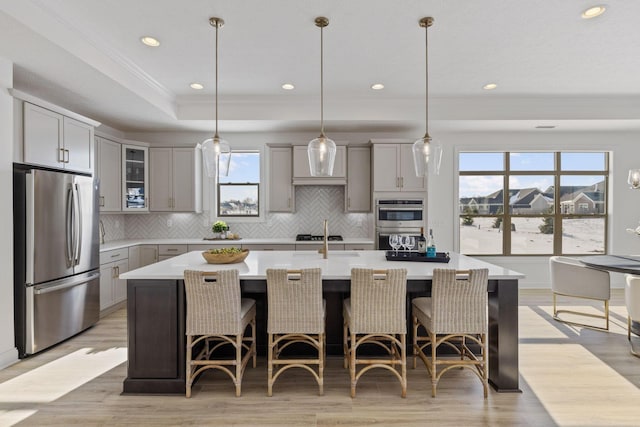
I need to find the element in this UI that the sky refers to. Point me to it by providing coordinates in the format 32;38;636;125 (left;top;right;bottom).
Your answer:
458;152;606;198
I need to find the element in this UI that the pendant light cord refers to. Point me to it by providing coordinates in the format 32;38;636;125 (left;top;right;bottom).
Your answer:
320;24;325;137
424;22;429;138
214;20;219;139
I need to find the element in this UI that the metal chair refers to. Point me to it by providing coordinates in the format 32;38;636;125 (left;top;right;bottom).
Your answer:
549;256;610;330
412;268;489;398
343;268;407;398
184;269;256;397
625;274;640;357
266;268;325;396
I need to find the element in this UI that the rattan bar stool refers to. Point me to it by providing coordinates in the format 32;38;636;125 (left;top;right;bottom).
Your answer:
184;269;256;398
343;268;408;398
412;268;489;398
266;268;325;396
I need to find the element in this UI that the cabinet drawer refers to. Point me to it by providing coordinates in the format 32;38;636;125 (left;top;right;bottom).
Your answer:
241;244;295;251
100;248;129;265
344;243;375;251
158;245;187;256
295;243;345;251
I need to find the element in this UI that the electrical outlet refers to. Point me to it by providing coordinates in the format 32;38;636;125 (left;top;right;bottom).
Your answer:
167;219;173;228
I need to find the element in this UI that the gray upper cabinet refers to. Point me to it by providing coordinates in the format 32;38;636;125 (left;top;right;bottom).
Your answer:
373;143;425;192
122;145;149;212
149;147;201;212
96;136;122;212
23;102;94;174
268;146;294;212
346;146;371;212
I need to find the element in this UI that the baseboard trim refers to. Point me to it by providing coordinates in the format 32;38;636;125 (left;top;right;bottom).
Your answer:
0;346;19;370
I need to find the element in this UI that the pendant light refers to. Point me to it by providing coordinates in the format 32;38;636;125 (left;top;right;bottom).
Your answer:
201;17;231;178
308;17;336;177
412;17;442;177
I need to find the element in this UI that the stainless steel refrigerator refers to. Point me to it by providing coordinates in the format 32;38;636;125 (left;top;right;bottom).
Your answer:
14;164;100;357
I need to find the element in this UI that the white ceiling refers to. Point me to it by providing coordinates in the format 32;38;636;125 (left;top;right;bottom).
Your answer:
1;0;639;135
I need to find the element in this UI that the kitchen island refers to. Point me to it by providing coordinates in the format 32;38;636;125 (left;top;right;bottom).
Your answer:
120;250;524;394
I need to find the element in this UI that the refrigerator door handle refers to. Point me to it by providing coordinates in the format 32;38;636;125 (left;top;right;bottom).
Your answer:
33;271;101;295
65;184;74;268
73;182;82;266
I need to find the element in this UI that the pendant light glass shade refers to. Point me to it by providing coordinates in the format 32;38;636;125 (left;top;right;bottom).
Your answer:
308;17;336;177
629;169;640;189
200;17;231;178
413;16;441;177
413;135;442;176
308;134;336;176
201;136;231;177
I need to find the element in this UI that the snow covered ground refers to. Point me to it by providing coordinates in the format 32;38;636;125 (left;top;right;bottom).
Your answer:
460;217;604;255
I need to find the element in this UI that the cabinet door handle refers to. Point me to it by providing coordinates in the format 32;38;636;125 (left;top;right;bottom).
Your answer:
59;148;65;163
400;177;404;188
347;197;351;208
99;196;105;207
287;197;291;208
64;149;70;163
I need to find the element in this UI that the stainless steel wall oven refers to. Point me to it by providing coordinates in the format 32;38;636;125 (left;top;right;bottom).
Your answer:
375;199;425;250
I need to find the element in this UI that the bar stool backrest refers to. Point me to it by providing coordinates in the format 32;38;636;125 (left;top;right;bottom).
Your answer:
431;268;488;334
266;268;324;334
350;268;407;334
184;269;241;336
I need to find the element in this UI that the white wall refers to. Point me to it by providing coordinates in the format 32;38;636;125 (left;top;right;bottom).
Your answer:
0;57;18;368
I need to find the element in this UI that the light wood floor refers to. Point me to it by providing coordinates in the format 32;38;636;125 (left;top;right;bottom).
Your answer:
0;290;639;427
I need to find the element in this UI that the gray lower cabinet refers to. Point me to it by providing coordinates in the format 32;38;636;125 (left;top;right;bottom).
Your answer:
99;248;129;313
128;245;158;270
158;244;188;261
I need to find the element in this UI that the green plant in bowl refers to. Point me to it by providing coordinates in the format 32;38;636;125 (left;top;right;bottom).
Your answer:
212;220;227;233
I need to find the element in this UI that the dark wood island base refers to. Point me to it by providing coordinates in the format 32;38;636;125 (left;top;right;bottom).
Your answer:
123;278;521;394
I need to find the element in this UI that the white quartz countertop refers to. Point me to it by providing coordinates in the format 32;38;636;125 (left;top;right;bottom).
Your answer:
119;250;525;281
100;237;374;252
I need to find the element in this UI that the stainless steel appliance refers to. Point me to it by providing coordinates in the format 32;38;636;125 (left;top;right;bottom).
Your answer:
13;165;100;357
376;199;424;250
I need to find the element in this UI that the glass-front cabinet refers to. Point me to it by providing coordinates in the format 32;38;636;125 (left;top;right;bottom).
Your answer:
121;145;149;211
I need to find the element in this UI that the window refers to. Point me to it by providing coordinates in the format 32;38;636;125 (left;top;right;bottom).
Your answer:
217;151;260;217
459;152;608;256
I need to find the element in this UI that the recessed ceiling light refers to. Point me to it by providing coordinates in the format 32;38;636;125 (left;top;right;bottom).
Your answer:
190;83;204;90
483;83;498;90
582;6;606;19
140;36;160;47
281;83;295;90
371;83;385;90
535;125;557;129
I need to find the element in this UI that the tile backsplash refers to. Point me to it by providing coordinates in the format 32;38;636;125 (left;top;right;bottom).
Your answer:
100;186;373;242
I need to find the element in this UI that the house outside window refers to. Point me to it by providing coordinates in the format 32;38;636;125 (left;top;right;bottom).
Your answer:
458;152;608;256
217;151;260;217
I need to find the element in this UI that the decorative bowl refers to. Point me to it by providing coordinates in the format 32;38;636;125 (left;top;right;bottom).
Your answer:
202;249;249;264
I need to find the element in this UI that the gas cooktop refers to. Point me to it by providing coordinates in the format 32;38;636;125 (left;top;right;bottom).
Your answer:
295;234;344;242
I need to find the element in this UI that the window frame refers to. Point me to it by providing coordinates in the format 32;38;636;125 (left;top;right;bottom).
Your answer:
213;149;263;220
458;151;609;256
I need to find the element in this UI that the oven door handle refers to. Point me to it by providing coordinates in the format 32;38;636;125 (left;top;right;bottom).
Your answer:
377;207;423;211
